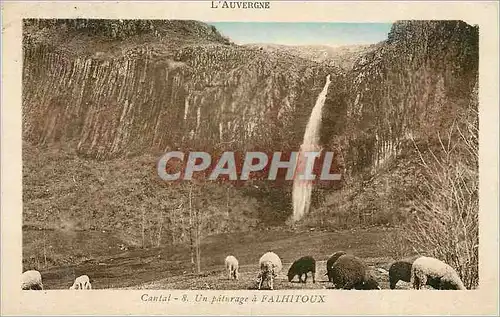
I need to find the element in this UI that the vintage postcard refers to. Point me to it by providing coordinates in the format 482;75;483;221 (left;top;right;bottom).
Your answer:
1;0;499;315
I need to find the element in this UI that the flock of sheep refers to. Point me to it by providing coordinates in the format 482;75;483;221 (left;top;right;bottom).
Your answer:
21;271;92;290
21;251;466;291
225;251;467;290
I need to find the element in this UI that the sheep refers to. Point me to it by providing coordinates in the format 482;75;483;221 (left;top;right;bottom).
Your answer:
21;270;43;290
389;260;414;289
287;256;316;283
258;260;276;290
257;251;282;290
325;251;347;282
330;254;381;290
410;256;466;290
224;255;239;280
259;251;283;274
69;275;92;290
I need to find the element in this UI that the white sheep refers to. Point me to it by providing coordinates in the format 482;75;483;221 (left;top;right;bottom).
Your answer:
257;251;282;290
21;270;43;290
69;275;92;290
224;255;239;280
410;256;466;290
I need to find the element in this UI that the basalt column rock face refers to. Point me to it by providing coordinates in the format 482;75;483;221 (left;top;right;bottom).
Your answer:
21;19;478;237
343;20;478;174
22;20;345;160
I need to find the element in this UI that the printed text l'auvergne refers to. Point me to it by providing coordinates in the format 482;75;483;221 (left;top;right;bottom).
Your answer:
211;1;271;9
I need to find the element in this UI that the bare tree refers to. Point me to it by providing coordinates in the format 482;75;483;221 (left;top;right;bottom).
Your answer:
156;205;164;247
42;230;48;268
226;186;230;218
184;181;206;274
406;97;478;289
141;205;146;248
188;183;196;273
195;204;201;273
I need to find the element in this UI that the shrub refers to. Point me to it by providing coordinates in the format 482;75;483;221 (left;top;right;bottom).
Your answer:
405;89;478;289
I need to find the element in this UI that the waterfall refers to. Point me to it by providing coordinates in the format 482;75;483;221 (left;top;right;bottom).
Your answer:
292;75;332;222
183;98;190;120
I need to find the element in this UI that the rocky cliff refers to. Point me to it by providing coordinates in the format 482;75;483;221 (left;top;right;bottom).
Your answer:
344;20;478;174
314;20;479;231
244;43;377;70
22;19;479;256
23;19;344;160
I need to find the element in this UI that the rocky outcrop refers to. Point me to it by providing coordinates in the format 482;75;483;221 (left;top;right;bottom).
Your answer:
245;43;378;71
23;20;344;160
344;20;478;174
22;19;479;238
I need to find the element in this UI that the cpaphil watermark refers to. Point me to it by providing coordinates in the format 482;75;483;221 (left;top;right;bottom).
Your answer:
157;150;342;186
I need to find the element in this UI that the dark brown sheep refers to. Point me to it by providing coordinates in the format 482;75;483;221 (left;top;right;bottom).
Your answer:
287;256;316;283
330;254;381;290
389;260;413;289
325;251;347;282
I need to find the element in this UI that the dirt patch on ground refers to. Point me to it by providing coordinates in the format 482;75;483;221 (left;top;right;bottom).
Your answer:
35;227;417;290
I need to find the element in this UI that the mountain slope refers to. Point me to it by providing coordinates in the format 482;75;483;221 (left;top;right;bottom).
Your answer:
22;20;479;272
344;20;478;174
308;20;479;238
